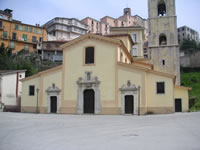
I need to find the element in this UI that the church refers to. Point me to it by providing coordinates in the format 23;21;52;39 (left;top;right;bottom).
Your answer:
21;0;191;115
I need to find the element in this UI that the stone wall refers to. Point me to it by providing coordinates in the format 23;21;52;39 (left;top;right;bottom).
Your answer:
180;51;200;68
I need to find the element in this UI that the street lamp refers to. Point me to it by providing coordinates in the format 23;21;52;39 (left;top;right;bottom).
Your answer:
36;88;39;114
138;85;141;116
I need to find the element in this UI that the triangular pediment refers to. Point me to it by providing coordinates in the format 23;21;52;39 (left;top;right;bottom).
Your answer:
60;33;121;50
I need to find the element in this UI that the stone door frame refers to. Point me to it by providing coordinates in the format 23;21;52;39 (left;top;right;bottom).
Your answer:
77;71;101;114
46;83;61;113
120;80;141;115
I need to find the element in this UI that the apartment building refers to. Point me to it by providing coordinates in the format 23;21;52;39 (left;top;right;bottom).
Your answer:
43;17;88;41
81;8;148;40
178;26;199;43
38;41;67;62
0;9;47;53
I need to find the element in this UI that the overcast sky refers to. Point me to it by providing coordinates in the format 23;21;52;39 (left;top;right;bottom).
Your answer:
0;0;200;33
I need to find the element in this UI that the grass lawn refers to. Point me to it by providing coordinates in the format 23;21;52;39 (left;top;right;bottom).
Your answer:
181;72;200;111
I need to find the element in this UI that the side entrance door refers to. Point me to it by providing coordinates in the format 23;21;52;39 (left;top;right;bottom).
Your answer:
175;99;182;112
125;95;134;114
51;96;57;113
84;89;95;114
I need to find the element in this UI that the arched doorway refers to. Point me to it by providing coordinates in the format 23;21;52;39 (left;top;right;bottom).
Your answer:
84;89;95;114
77;71;101;114
50;96;57;113
125;95;134;114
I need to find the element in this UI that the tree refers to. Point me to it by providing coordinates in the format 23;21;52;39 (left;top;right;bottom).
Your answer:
0;43;38;77
180;39;198;53
198;42;200;50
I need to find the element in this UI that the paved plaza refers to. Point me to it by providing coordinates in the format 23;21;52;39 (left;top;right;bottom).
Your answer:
0;112;200;150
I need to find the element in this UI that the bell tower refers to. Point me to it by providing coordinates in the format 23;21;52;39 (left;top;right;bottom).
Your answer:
148;0;180;85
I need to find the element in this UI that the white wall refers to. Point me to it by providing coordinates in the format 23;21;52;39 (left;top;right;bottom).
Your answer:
1;74;17;105
0;77;2;102
18;72;25;96
1;72;25;106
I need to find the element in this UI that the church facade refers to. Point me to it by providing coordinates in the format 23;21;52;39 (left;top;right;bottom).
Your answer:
20;0;190;115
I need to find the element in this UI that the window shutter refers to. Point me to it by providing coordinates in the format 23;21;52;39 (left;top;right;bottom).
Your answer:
85;47;94;64
157;82;165;94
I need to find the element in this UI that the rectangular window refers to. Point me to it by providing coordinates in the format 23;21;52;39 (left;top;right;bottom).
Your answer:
3;31;8;38
24;26;28;32
20;25;23;31
38;29;42;34
85;47;94;64
0;21;2;28
29;85;35;96
15;24;18;30
25;44;29;50
162;60;165;65
12;32;17;40
34;28;37;33
29;27;32;32
23;34;27;41
157;82;165;94
33;44;37;49
10;41;15;49
132;34;137;43
39;37;43;42
32;36;37;42
120;52;123;62
132;47;138;56
52;31;55;36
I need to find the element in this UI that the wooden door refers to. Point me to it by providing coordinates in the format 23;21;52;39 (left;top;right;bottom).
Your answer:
125;95;134;114
175;99;182;112
51;96;57;113
84;89;95;114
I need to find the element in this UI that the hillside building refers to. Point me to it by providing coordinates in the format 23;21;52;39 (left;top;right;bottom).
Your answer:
178;26;199;43
81;8;148;41
38;41;67;62
43;17;88;41
0;8;47;53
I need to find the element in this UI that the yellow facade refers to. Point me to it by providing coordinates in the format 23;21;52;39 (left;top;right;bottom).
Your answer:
110;27;145;57
0;19;47;53
174;86;190;112
21;33;190;115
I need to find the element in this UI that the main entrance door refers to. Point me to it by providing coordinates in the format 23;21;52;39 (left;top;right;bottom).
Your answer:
50;96;57;113
84;89;95;114
125;95;134;114
175;99;182;112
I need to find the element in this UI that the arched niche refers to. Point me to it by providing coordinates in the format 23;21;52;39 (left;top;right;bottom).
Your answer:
159;34;167;45
158;0;166;16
